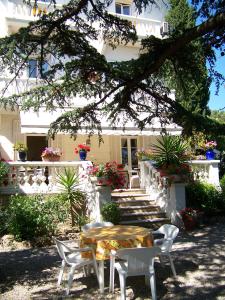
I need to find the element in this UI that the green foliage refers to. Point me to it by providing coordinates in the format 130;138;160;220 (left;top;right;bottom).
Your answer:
151;135;189;168
0;194;69;241
186;181;225;214
101;202;121;224
0;0;225;139
57;168;87;227
220;175;225;197
0;162;9;184
165;0;210;117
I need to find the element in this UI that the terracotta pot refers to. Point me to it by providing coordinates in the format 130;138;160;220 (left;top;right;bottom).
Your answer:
182;215;197;231
42;156;60;162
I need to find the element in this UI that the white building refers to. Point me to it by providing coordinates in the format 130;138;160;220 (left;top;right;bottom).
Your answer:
0;0;181;169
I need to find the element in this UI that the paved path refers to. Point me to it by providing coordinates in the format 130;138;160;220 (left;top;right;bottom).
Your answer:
0;223;225;299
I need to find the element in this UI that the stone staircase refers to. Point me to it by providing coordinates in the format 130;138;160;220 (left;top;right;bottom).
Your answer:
111;188;170;229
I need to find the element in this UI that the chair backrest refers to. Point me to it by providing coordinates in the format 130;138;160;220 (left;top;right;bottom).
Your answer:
52;237;72;263
156;224;179;240
115;246;161;275
81;221;114;232
156;224;179;252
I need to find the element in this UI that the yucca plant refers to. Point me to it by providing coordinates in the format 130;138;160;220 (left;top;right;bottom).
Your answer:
56;168;86;227
151;135;190;169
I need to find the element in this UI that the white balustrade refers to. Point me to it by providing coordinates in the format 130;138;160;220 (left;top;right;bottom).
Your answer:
189;160;220;187
0;161;92;194
4;0;63;21
110;13;161;38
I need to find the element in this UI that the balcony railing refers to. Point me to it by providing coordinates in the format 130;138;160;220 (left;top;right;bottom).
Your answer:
110;13;161;38
4;0;63;21
0;161;91;194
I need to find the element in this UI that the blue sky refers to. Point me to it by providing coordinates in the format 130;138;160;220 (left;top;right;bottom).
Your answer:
186;0;225;111
208;55;225;111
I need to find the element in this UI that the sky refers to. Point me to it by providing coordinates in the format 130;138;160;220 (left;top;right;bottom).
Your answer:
208;55;225;111
186;0;225;111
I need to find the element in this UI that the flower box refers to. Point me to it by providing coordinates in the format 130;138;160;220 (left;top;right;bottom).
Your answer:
42;155;60;162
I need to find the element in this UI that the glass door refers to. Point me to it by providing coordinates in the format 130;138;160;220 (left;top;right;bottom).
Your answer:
121;137;138;170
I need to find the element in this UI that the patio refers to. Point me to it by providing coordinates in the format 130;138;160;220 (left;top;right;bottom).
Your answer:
1;221;225;300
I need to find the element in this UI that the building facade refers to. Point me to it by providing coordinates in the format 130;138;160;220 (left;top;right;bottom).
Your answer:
0;0;181;169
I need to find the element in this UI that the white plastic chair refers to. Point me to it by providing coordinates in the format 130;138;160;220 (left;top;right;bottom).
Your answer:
109;246;161;300
81;221;114;232
53;237;99;295
153;224;179;277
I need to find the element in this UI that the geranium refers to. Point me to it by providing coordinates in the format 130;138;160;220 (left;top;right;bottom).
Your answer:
88;161;126;189
41;147;62;158
180;207;200;218
205;141;217;150
74;144;90;154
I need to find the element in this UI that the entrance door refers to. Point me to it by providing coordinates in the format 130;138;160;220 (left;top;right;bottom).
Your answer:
121;137;138;170
27;136;48;161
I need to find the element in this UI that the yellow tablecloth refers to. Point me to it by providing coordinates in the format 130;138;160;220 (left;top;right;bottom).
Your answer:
80;225;153;260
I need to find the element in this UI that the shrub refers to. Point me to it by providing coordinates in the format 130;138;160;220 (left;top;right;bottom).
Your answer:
186;181;225;214
101;202;121;224
1;194;69;241
0;161;9;184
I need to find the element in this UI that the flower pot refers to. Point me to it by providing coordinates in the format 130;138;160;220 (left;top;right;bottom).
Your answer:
79;150;87;161
182;215;197;231
42;156;60;162
205;149;215;160
18;151;26;162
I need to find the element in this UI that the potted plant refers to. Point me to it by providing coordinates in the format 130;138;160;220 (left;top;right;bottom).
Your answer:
41;147;62;161
13;142;28;161
150;135;192;183
205;141;217;160
136;148;154;161
88;161;126;189
180;207;200;231
74;144;90;161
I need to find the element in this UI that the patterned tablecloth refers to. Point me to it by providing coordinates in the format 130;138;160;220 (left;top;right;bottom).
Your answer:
80;225;153;260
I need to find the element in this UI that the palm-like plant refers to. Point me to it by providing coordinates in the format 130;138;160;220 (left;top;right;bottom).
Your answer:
56;168;86;227
151;135;190;169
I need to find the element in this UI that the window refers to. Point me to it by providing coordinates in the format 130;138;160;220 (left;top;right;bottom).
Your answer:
28;59;48;79
121;137;138;170
115;3;130;15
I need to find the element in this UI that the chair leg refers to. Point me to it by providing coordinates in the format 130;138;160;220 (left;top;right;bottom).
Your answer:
109;257;115;293
149;272;157;300
92;260;100;288
168;253;177;277
57;260;66;286
66;266;76;295
118;273;126;300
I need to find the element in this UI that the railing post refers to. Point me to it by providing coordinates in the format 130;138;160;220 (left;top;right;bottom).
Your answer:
168;183;186;225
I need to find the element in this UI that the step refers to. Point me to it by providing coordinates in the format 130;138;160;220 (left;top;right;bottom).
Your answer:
119;218;170;229
121;212;166;221
112;193;149;199
119;205;160;212
112;189;146;196
121;211;165;217
113;199;156;207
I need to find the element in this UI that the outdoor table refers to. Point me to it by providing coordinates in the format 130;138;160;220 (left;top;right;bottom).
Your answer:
79;225;153;293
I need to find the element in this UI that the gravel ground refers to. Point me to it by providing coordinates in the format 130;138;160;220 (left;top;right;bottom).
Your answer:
1;222;225;300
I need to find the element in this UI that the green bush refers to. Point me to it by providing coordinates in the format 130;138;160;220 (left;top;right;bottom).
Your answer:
0;161;9;184
1;194;69;241
220;175;225;196
186;181;225;214
101;202;121;224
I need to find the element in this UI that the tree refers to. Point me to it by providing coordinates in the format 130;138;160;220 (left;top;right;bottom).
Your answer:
165;0;210;116
1;0;225;138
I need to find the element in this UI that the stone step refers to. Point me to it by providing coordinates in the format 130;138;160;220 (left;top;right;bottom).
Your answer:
113;199;156;207
112;189;146;196
121;212;166;221
119;205;160;212
119;218;170;229
112;194;151;200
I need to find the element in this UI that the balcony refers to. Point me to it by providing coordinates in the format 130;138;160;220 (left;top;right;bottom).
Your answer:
110;13;162;38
